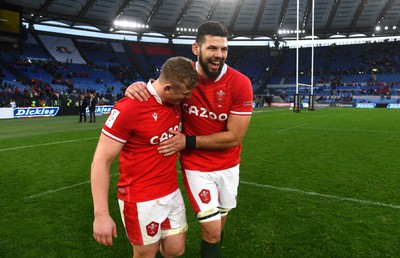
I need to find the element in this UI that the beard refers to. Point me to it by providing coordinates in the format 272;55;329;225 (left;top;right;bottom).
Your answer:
198;52;224;79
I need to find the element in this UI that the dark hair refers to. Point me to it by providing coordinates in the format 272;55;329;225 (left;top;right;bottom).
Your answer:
196;21;228;44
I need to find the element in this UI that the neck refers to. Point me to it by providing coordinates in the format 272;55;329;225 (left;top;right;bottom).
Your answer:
151;80;166;103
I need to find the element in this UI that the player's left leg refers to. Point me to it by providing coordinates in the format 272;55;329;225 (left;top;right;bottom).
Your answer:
199;219;223;258
159;188;188;257
217;164;240;247
132;242;159;258
159;225;188;257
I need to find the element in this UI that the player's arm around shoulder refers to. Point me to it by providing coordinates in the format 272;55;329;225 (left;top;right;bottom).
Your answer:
125;81;149;101
195;113;252;149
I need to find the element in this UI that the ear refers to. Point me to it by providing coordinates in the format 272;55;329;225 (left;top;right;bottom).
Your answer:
192;42;199;56
164;84;172;93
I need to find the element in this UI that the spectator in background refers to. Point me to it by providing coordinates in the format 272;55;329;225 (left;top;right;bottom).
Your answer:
78;94;88;123
89;92;97;123
10;99;16;108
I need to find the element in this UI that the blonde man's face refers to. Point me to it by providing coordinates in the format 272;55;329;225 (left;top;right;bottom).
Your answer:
165;84;193;105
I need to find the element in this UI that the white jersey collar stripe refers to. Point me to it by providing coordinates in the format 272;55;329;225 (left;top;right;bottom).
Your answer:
147;79;162;105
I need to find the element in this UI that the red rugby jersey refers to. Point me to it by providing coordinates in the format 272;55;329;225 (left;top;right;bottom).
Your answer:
102;82;181;202
180;63;253;171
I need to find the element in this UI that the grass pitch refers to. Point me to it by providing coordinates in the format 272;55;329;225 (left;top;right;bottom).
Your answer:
1;107;399;257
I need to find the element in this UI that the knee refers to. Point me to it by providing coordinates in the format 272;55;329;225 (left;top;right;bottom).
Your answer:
200;223;222;243
160;232;186;257
202;230;221;243
161;244;185;257
172;246;185;257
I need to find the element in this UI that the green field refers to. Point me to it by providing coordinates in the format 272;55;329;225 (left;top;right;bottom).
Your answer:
1;108;400;257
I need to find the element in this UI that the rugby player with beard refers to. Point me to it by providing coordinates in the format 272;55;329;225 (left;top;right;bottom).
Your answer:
125;21;253;258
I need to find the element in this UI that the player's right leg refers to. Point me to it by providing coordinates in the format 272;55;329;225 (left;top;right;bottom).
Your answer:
132;242;159;258
118;199;162;258
182;168;223;258
119;188;187;258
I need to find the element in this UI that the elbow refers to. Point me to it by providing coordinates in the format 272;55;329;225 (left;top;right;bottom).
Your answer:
229;137;244;148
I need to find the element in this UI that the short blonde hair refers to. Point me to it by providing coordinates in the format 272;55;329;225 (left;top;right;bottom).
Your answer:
159;56;198;91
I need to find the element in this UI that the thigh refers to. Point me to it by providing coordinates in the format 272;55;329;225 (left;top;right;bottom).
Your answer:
216;164;240;210
182;168;220;215
183;165;240;214
160;189;187;232
159;190;188;257
160;231;186;257
118;190;187;246
119;199;165;246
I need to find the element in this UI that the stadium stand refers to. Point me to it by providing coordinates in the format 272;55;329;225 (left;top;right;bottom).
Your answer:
142;43;174;78
21;34;51;60
1;28;400;109
110;42;134;68
74;40;120;67
39;34;86;64
262;40;400;104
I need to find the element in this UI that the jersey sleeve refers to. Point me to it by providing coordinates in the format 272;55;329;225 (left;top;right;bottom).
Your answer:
102;98;137;143
231;73;253;115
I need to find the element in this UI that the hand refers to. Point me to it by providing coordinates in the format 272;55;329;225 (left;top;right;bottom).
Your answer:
125;81;149;102
93;214;117;246
158;130;186;156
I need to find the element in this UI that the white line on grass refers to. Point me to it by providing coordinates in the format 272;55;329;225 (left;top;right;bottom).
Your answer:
276;123;308;133
240;181;400;209
305;127;400;134
24;176;400;210
24;173;119;199
0;137;99;152
24;180;90;199
252;108;290;113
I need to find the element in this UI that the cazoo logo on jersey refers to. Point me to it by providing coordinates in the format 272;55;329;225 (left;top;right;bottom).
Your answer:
150;124;181;144
183;104;228;121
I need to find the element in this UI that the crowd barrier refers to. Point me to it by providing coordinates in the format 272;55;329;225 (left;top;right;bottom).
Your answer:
0;105;114;119
2;102;399;120
270;102;400;109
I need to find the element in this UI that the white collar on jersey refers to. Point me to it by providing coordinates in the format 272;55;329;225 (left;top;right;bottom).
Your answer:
146;79;163;105
196;62;227;82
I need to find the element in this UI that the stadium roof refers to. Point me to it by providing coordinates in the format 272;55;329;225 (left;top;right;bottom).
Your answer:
5;0;400;41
